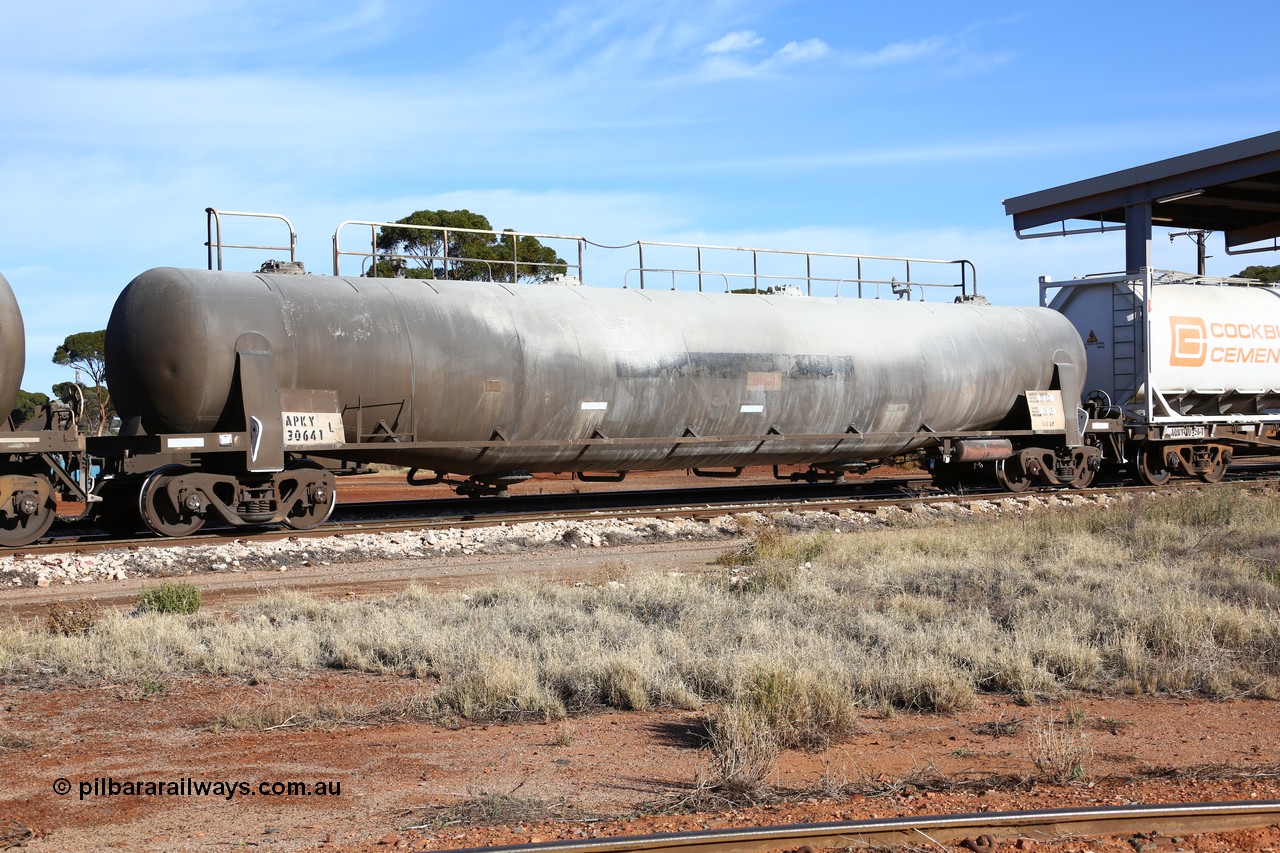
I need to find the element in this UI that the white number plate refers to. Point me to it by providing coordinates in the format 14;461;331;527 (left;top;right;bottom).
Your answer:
1163;425;1207;439
282;412;344;448
1026;390;1066;431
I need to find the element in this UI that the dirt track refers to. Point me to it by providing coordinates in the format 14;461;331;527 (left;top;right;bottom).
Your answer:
0;540;728;623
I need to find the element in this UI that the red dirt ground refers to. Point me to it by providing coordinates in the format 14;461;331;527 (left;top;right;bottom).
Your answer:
2;673;1279;852
2;470;1279;852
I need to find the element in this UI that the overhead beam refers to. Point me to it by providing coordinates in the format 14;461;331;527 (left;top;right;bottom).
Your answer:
1226;219;1280;249
1005;131;1280;234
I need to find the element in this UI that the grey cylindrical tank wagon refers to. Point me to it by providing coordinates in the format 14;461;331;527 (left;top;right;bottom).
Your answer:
106;267;1086;482
0;273;25;417
0;272;91;547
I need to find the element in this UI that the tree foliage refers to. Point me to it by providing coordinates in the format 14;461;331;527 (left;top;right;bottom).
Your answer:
52;330;112;435
10;390;49;428
1236;264;1280;283
371;209;567;283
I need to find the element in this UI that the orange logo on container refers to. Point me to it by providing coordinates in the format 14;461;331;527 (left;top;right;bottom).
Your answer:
1169;316;1207;367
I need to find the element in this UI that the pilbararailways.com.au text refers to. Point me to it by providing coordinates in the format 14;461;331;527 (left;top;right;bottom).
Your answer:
54;777;342;801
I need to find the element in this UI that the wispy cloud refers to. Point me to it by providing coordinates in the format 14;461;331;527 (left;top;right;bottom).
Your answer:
844;35;948;68
0;0;399;72
705;29;764;54
693;27;995;82
774;38;830;64
698;36;831;79
638;128;1182;175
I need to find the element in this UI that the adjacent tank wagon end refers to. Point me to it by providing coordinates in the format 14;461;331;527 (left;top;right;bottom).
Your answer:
0;273;92;546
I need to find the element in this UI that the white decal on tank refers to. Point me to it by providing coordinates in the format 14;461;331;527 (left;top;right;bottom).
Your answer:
580;402;608;411
739;404;764;413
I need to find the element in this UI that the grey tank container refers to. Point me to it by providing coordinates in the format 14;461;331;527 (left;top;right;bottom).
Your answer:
0;273;26;418
105;268;1085;474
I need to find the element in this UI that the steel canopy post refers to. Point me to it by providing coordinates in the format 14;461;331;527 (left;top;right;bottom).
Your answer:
1152;263;1162;422
1125;201;1153;275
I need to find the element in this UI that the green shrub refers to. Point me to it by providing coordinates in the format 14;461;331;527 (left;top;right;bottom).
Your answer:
138;582;202;615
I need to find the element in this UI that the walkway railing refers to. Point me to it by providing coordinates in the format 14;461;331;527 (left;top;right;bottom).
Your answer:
206;209;978;299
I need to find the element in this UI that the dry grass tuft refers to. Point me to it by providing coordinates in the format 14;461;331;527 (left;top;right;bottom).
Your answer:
0;723;33;751
0;818;35;849
972;716;1022;738
210;691;440;732
1028;715;1092;782
735;668;859;750
715;526;832;570
693;703;781;806
853;765;1033;799
432;667;564;725
45;602;101;636
405;788;581;829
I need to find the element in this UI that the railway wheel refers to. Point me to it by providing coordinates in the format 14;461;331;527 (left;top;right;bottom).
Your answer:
0;488;56;547
280;460;338;530
1133;443;1172;487
994;457;1032;493
1197;449;1229;484
139;465;206;537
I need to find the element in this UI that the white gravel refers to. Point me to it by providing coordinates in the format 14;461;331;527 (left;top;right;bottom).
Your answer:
0;491;1115;589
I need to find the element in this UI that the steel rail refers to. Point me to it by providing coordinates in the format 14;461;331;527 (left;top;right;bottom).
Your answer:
13;476;938;553
431;800;1280;853
8;488;937;554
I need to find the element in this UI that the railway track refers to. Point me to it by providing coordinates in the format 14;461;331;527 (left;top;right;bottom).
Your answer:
433;800;1280;853
13;462;1280;556
14;476;939;554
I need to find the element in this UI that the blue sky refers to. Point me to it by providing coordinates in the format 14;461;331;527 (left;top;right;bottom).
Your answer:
2;1;1278;395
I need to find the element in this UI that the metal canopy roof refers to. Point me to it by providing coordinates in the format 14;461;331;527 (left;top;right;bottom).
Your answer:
1004;130;1280;251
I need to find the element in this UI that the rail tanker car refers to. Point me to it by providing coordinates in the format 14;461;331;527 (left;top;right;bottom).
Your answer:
98;263;1092;534
10;210;1280;547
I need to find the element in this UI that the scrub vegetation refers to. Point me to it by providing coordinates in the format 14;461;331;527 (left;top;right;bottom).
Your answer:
3;487;1279;791
136;581;203;615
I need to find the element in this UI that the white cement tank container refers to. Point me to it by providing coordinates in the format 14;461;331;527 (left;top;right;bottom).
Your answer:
1051;278;1280;419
